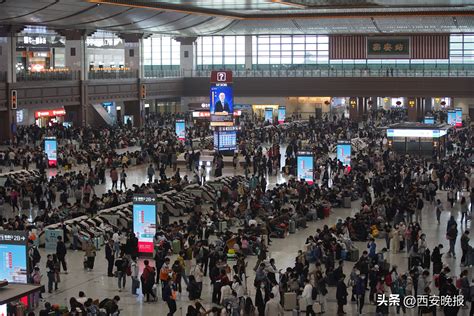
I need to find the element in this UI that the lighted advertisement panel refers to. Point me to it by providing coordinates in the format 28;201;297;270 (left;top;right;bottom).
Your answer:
213;128;237;152
424;116;435;124
133;195;157;254
297;152;314;184
44;137;57;167
210;84;234;127
387;129;447;138
336;141;352;167
277;106;286;124
455;108;463;127
264;108;273;123
175;119;186;141
0;231;28;284
447;110;456;126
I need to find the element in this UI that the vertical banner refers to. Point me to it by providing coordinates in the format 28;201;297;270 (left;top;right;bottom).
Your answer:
0;231;28;283
297;152;314;184
349;97;358;122
44;137;57;167
133;195;157;254
336;141;352;167
175;119;186;141
44;229;64;250
455;108;463;127
264;108;273;123
277;106;286;124
447;110;456;126
210;71;234;127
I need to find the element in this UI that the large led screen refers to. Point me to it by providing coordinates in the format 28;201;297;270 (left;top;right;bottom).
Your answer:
297;153;314;184
278;106;286;124
447;110;456;126
337;142;351;167
210;84;234;127
175;119;186;141
0;231;28;284
44;137;57;167
265;108;273;123
133;195;157;254
455;108;462;127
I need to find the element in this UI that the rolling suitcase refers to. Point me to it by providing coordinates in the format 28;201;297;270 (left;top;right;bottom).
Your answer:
218;221;227;233
343;196;351;208
313;302;322;314
289;220;296;234
284;292;297;310
348;248;359;262
172;240;181;254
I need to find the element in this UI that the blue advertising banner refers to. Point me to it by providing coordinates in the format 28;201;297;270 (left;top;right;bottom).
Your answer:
278;106;286;124
44;137;57;167
297;153;314;184
337;142;352;167
265;108;273;123
0;231;28;284
175;119;186;141
447;110;456;126
133;195;157;254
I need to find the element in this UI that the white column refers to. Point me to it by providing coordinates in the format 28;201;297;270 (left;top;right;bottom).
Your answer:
175;37;196;77
0;36;17;82
245;35;252;70
124;40;142;78
65;38;87;80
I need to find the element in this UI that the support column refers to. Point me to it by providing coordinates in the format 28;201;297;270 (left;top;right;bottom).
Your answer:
407;97;417;121
174;37;196;77
245;35;252;70
119;33;143;78
349;97;359;122
0;36;17;83
59;29;89;80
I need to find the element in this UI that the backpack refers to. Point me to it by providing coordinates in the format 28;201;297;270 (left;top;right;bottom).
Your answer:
311;286;318;300
385;273;392;287
126;265;132;276
32;247;41;263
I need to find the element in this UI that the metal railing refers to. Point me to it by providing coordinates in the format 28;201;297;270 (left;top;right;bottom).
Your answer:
16;70;81;81
144;68;474;78
88;70;139;80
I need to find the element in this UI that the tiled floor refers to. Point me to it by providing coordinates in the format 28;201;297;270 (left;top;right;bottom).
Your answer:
27;159;473;315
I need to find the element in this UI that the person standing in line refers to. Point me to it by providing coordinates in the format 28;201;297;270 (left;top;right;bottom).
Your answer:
55;236;68;274
110;167;118;190
46;254;55;294
446;222;459;259
105;239;115;277
84;239;97;271
147;164;155;183
460;230;470;266
301;279;315;316
162;278;176;315
119;168;127;190
435;199;444;225
336;274;348;316
264;293;283;316
130;256;139;295
115;253;128;292
415;195;424;224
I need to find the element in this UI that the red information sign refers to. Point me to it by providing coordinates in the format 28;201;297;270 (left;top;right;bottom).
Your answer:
210;70;233;84
35;108;66;118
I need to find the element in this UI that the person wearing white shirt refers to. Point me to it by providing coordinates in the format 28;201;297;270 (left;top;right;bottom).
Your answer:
302;279;316;316
220;282;233;306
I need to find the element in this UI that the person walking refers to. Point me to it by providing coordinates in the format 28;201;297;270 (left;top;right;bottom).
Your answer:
130;256;139;295
162;278;177;315
460;230;470;266
460;197;469;225
141;260;157;302
84;240;97;271
105;239;115;277
147;164;155;183
119;168;127;190
110;167;118;190
336;274;348;315
71;224;79;251
435;199;444;225
55;236;68;274
446;222;458;259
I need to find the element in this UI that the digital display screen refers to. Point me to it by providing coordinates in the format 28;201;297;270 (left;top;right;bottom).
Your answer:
278;106;286;124
387;129;447;138
213;130;237;151
424;116;435;124
265;108;273;123
297;154;314;184
175;119;186;141
0;231;28;284
455;108;462;127
210;84;234;127
44;137;57;167
337;142;351;167
133;195;157;254
447;110;456;126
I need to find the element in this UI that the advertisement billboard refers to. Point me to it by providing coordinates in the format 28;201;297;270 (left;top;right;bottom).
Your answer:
210;84;234;127
213;129;237;152
44;137;57;167
447;110;456;126
455;108;462;127
278;106;286;124
264;108;273;123
297;152;314;184
337;141;352;167
0;231;28;284
175;119;186;141
424;116;435;124
133;195;157;254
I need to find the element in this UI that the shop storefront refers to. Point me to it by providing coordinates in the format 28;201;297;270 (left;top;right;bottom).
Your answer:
35;108;66;127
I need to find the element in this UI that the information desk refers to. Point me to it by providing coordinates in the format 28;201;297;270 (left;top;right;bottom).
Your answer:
0;283;43;305
384;122;451;157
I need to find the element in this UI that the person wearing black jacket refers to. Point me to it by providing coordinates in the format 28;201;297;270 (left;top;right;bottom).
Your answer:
431;244;443;275
105;239;114;277
46;254;55;293
336;274;348;315
162;278;177;316
55;235;67;274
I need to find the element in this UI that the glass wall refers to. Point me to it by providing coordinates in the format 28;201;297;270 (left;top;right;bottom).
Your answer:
86;31;124;69
143;36;180;72
196;36;246;70
450;34;474;65
252;35;329;70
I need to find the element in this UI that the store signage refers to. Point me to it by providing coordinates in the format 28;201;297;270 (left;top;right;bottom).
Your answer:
210;70;233;84
35;108;66;118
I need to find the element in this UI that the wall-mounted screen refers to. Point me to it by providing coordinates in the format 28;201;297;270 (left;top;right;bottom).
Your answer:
0;231;28;284
210;84;234;127
44;137;57;167
337;141;351;167
133;195;157;254
297;152;314;184
278;106;286;124
455;108;462;127
175;119;186;141
213;130;237;152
